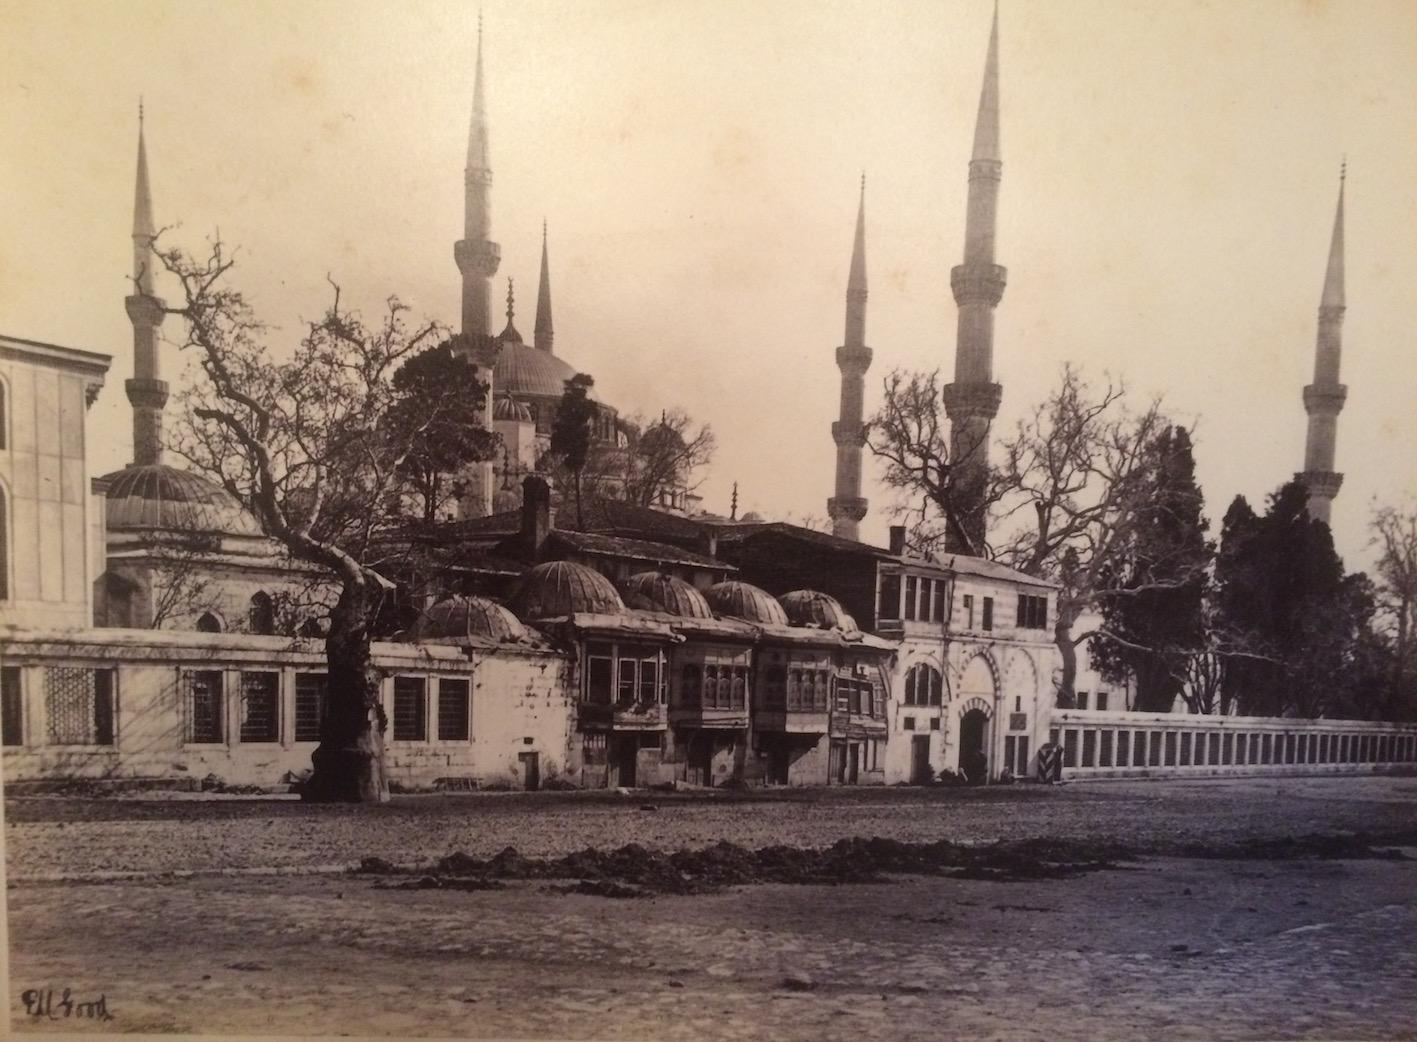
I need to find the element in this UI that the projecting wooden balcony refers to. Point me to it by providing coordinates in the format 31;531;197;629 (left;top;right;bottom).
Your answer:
755;709;829;734
670;704;750;729
830;712;889;739
578;700;667;730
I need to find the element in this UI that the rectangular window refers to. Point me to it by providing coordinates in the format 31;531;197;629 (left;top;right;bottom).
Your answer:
1099;729;1114;768
904;577;918;621
618;658;637;703
763;664;785;710
641;655;662;705
835;677;849;713
1208;732;1221;766
1133;731;1146;767
1081;729;1096;767
295;672;327;743
1287;734;1298;764
932;581;947;623
681;663;701;708
963;594;975;629
1063;728;1079;768
187;670;224;744
732;667;748;709
2;666;22;746
878;574;900;621
1179;732;1192;766
44;667;115;746
239;671;279;743
1115;729;1130;767
586;654;613;705
1096;691;1109;712
1148;731;1162;767
1222;732;1234;765
930;716;940;731
903;716;916;731
1016;594;1048;630
1164;732;1178;766
392;676;426;742
1076;691;1089;711
1261;733;1273;765
438;678;470;741
1017;737;1030;775
982;597;994;631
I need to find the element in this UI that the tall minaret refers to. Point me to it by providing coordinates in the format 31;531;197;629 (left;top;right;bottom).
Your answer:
942;4;1005;555
125;102;168;468
534;220;554;352
1297;165;1348;526
827;177;872;541
453;15;501;517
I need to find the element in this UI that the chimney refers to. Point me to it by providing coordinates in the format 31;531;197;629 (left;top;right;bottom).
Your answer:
889;525;907;556
521;475;552;562
699;526;719;560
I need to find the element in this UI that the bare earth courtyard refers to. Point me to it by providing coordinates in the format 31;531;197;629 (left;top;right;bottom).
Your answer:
6;776;1417;1040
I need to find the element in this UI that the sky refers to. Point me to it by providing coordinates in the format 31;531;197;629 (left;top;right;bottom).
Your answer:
4;0;1416;573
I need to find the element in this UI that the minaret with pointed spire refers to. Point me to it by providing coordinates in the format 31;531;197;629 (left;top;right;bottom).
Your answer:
534;220;554;352
125;101;168;467
942;4;1005;554
453;14;501;517
827;175;873;541
1297;164;1349;525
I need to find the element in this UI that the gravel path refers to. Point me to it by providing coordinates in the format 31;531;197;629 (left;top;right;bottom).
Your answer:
7;775;1417;879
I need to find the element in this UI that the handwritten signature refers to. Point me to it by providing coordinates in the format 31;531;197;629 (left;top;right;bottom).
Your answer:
20;988;113;1021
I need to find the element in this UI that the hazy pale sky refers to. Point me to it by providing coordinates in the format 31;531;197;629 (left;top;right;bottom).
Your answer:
4;0;1415;572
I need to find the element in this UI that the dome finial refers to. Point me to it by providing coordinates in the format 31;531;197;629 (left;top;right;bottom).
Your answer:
506;277;515;324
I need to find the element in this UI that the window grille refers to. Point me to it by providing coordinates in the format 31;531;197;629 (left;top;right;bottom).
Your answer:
2;666;22;746
239;671;279;742
294;673;327;743
982;597;994;631
45;667;115;745
393;676;426;741
187;670;224;744
438;678;470;741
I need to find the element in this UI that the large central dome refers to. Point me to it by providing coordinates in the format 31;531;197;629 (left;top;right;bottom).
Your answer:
494;342;598;403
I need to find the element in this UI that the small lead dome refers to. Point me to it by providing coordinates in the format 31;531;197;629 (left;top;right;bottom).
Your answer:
511;560;624;620
409;595;527;642
779;589;858;631
705;580;789;625
493;394;533;423
101;463;263;537
620;571;712;619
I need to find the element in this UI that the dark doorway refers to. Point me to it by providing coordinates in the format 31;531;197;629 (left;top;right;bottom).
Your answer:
518;751;540;791
960;709;989;784
691;734;714;786
910;734;932;784
612;735;638;788
846;743;860;784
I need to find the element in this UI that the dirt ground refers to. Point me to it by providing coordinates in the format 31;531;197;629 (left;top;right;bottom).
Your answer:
6;776;1417;1040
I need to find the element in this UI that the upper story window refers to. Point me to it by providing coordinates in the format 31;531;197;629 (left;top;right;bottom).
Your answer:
1017;594;1048;630
0;485;8;603
904;576;918;621
0;377;7;450
962;594;974;628
903;663;944;707
878;574;900;621
248;592;276;635
982;596;994;631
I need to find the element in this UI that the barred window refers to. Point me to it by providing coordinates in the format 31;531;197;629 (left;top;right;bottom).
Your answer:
393;676;426;742
187;670;224;744
438;678;470;741
45;667;115;745
2;665;22;746
295;672;327;743
239;671;279;742
248;592;276;635
982;597;994;631
1016;594;1048;629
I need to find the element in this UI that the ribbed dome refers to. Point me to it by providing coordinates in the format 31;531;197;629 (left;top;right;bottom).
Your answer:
101;463;263;536
780;589;858;631
493;394;534;422
705;580;789;625
409;595;527;642
510;560;624;620
494;341;598;402
620;571;713;619
639;420;684;454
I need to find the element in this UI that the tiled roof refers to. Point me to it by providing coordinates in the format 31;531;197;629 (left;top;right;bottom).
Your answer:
550;530;731;571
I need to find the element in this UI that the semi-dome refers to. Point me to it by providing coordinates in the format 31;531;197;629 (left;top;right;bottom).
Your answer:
493;394;534;423
705;580;789;626
510;560;624;620
620;571;713;619
779;589;858;631
408;595;527;642
494;341;598;402
101;463;263;537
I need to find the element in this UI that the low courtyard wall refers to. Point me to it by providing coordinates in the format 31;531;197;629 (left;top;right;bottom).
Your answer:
1046;709;1417;780
0;628;574;790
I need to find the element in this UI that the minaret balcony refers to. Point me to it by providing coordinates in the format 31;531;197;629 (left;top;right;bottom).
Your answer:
124;293;167;327
942;381;1002;421
124;377;169;410
950;264;1007;307
830;422;867;449
827;495;868;522
1302;384;1348;415
835;344;873;372
454;238;501;279
1296;470;1344;500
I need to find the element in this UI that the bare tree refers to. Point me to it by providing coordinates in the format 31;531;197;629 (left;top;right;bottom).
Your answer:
159;237;477;802
142;521;223;629
620;408;716;508
1371;501;1417;701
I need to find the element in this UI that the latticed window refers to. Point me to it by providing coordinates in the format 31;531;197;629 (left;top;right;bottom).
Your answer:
44;667;115;745
239;671;279;743
393;676;426;741
680;663;701;707
294;673;327;743
2;666;23;746
438;678;470;741
187;670;223;744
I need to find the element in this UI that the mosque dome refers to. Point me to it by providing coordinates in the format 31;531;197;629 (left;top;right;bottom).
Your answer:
638;417;684;455
620;571;713;619
493;394;534;423
493;341;598;403
408;595;527;642
779;589;858;631
705;580;789;626
100;463;263;537
510;560;624;620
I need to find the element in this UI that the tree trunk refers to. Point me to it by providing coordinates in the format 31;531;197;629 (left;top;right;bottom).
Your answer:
303;581;389;803
1054;616;1078;708
1394;593;1411;703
